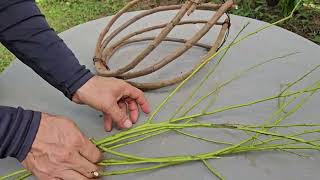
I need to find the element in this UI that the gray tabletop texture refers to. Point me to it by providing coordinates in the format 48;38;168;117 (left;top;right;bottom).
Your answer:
0;10;320;180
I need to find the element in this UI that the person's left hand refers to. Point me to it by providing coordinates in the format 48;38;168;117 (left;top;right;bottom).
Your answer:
72;76;151;131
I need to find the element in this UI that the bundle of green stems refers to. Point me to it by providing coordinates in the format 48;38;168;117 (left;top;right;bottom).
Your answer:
2;0;319;179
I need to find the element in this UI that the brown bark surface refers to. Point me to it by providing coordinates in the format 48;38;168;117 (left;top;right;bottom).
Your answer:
94;0;235;90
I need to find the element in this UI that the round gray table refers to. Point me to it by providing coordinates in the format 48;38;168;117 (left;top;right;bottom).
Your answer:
1;10;320;180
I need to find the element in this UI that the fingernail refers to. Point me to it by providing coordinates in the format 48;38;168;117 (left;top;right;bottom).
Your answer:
124;120;132;128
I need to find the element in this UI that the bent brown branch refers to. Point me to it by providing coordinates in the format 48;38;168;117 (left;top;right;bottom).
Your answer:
127;21;229;91
119;1;233;80
105;37;212;66
94;0;234;90
98;1;196;76
103;20;224;63
103;20;219;64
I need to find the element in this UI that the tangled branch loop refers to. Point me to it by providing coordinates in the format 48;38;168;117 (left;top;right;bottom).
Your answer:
94;0;235;91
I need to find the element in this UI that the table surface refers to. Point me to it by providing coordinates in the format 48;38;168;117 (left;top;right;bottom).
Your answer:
1;10;320;180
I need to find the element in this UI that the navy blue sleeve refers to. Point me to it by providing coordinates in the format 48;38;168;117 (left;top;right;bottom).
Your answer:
0;0;94;161
0;106;41;161
0;0;94;99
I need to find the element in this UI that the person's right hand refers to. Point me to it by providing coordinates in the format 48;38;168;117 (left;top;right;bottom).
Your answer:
21;113;102;180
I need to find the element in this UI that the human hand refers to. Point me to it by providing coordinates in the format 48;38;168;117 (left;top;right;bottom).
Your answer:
22;113;102;180
72;76;151;131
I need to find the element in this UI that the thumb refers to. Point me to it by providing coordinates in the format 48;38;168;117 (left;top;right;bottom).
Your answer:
106;102;132;129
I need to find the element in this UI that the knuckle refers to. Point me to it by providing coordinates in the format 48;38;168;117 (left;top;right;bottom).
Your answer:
88;165;100;175
79;167;96;178
119;80;129;88
58;150;75;162
102;104;112;113
117;113;127;122
80;177;90;180
36;173;50;180
138;90;144;97
34;166;52;177
70;137;84;148
93;151;103;163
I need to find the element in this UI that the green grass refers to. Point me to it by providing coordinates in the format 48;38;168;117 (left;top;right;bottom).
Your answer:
0;0;119;73
0;47;14;72
0;0;319;73
37;0;119;32
228;0;320;44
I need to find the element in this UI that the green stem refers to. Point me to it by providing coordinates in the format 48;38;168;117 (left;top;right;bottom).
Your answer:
146;0;303;124
251;81;319;145
255;128;320;146
182;52;299;116
171;86;320;123
95;124;151;145
202;159;225;180
279;64;320;97
100;126;164;147
246;124;320;128
174;129;233;145
169;23;249;121
231;145;320;154
100;146;149;160
108;129;169;150
99;162;182;176
0;169;28;180
238;127;320;148
16;172;32;180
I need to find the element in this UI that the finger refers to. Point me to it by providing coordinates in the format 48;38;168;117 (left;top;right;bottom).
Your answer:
48;177;61;180
115;101;130;129
40;175;60;180
107;102;132;129
125;98;139;123
33;171;55;180
118;101;128;117
103;113;112;132
59;170;90;180
67;152;100;178
123;85;151;114
79;137;103;163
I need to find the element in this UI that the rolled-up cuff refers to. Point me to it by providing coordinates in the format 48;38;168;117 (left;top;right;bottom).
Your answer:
16;111;41;162
65;68;94;99
0;106;41;162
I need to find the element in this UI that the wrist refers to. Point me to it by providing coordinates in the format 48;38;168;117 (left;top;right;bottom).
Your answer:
65;70;94;100
72;75;97;103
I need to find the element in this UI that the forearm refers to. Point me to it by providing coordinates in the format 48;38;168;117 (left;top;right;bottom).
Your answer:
0;106;40;161
0;0;93;99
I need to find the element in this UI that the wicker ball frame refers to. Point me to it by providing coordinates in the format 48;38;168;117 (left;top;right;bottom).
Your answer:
94;0;235;91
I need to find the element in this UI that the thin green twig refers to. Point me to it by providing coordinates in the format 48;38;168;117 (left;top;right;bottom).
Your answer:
0;169;28;180
202;159;225;180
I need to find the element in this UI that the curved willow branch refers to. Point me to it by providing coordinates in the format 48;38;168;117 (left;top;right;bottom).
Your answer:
96;1;196;76
127;21;229;91
103;20;225;63
94;0;235;90
102;20;220;64
106;37;212;65
102;3;236;50
119;2;233;80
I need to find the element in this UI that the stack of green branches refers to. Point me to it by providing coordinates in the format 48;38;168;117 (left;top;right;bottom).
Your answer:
1;0;319;179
